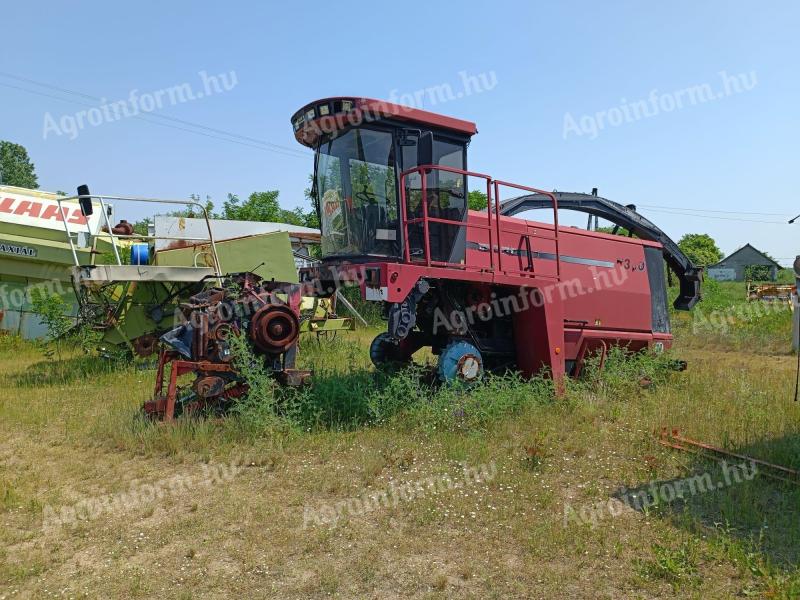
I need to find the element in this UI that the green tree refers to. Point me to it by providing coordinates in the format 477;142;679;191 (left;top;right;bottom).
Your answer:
159;194;215;219
223;190;317;227
132;218;151;236
184;194;215;218
468;190;488;211
303;174;322;229
300;204;320;229
596;225;633;237
0;141;38;188
744;265;773;281
221;191;282;222
677;233;723;267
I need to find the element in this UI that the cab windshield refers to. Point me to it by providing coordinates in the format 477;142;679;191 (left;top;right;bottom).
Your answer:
315;127;398;258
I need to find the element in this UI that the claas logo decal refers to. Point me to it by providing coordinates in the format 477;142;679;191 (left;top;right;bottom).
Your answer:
0;197;88;225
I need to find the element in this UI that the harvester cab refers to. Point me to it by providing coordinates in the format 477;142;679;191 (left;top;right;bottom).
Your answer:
294;97;698;386
294;98;476;266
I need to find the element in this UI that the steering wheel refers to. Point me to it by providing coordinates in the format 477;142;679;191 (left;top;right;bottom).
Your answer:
349;189;387;251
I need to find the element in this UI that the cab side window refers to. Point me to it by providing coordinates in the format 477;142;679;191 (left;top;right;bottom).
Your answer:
401;132;468;263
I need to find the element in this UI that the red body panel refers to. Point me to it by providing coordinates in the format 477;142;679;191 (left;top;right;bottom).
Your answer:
353;212;663;331
466;211;660;334
336;207;671;374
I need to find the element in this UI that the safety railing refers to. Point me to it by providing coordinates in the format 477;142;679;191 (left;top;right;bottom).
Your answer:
398;165;560;281
57;194;223;278
493;179;561;281
399;164;494;271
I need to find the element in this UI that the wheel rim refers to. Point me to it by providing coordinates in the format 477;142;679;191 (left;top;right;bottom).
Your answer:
438;341;483;383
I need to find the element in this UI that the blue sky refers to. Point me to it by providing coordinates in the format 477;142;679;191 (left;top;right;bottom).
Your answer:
2;1;798;263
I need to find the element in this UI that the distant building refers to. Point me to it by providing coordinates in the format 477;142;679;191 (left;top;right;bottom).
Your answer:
152;216;321;269
707;243;780;281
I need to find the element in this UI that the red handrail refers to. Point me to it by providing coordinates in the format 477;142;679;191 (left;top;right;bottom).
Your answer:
399;165;495;270
493;180;561;280
398;165;560;280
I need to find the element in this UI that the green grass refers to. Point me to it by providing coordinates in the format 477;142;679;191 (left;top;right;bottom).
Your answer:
671;279;794;354
1;280;800;598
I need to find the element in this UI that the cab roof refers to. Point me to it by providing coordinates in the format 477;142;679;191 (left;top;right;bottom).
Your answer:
291;97;477;148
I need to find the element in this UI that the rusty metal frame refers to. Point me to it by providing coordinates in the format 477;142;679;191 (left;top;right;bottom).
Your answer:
657;427;800;485
146;352;241;421
573;339;608;378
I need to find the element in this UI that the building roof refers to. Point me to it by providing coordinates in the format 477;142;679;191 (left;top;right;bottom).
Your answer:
710;243;781;268
152;216;320;251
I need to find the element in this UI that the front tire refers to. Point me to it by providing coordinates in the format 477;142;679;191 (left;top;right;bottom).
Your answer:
369;332;412;368
437;341;483;383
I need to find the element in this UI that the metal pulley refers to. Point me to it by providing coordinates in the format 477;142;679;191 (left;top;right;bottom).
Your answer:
249;304;300;353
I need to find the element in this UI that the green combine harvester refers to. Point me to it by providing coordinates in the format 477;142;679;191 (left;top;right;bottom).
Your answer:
0;185;358;354
0;184;111;337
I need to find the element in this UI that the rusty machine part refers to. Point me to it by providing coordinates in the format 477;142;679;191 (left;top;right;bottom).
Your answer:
250;304;300;353
100;219;135;236
144;273;310;420
657;427;800;485
132;333;159;357
112;220;135;236
193;375;226;398
746;282;796;303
